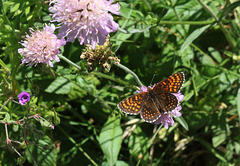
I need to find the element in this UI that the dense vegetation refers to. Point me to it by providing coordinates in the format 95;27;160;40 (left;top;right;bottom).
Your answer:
1;0;240;165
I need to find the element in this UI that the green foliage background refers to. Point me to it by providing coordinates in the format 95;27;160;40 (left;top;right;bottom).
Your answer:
1;0;240;165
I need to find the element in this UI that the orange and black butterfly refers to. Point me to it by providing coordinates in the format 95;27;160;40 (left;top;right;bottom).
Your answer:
118;72;185;123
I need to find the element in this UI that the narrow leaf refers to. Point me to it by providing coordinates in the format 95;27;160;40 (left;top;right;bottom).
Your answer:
180;25;210;53
175;116;189;131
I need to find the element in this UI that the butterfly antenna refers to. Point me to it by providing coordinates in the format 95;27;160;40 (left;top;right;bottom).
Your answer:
150;71;157;85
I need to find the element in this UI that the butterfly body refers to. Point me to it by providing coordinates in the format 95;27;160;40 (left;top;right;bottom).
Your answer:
118;72;185;123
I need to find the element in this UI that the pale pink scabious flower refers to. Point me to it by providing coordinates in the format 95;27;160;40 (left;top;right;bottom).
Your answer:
18;24;66;67
136;85;184;129
49;0;120;49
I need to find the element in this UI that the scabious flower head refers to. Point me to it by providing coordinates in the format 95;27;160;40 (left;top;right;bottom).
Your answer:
18;24;66;67
136;85;184;129
49;0;120;49
18;92;30;105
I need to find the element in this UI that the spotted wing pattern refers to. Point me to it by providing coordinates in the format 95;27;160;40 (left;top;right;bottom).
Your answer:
156;93;179;113
118;72;185;123
118;92;147;115
140;98;161;123
153;72;185;93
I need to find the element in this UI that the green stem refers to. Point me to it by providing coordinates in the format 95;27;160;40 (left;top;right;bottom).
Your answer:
58;54;81;70
113;62;143;87
58;54;131;87
197;0;236;50
118;21;216;34
59;54;144;88
118;26;151;34
159;20;216;25
91;71;130;87
197;0;219;21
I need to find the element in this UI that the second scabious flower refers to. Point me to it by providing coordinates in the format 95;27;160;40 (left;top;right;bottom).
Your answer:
18;24;66;67
49;0;120;49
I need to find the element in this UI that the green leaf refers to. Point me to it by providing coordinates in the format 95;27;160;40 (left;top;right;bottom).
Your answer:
196;137;227;163
237;88;240;129
175;116;189;131
128;126;150;162
25;136;57;166
0;59;9;71
99;116;123;166
208;47;222;63
162;1;200;21
17;156;26;165
180;25;211;53
45;75;75;94
4;113;10;122
101;160;129;166
234;142;240;155
212;130;227;148
10;3;20;13
219;1;240;21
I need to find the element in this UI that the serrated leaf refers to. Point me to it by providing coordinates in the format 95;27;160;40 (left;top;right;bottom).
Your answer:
99;116;123;166
180;25;210;53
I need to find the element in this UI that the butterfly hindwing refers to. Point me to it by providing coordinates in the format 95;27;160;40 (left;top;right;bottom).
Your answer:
153;72;185;93
156;93;179;113
118;92;147;115
140;97;161;123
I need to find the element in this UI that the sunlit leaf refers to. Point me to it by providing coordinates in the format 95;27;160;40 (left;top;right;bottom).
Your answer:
99;116;123;166
180;25;210;52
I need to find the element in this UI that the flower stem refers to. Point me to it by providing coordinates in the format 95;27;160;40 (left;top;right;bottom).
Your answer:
5;123;10;144
58;54;132;86
113;61;143;87
159;20;216;25
58;54;81;70
0;97;12;112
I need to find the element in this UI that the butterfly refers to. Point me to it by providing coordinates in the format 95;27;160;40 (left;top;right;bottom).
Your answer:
117;72;185;123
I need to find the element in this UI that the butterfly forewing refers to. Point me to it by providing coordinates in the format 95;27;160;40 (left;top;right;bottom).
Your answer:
153;72;185;93
140;98;161;123
118;92;147;115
